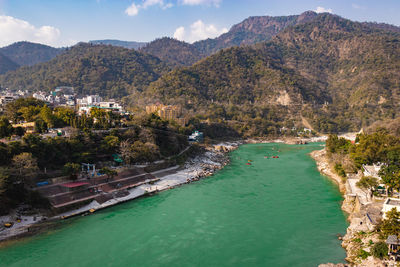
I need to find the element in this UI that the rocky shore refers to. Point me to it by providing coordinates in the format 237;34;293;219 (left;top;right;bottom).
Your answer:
311;149;388;267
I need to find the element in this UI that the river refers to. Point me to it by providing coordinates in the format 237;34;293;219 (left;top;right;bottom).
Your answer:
0;143;348;267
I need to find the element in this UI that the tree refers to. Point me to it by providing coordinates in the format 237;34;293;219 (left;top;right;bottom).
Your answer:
0;167;9;196
11;152;39;184
371;241;388;259
99;167;117;182
34;118;47;133
380;164;400;194
14;126;25;137
39;105;56;128
356;176;379;200
63;162;80;180
101;135;120;153
381;208;400;237
0;116;13;138
120;140;133;165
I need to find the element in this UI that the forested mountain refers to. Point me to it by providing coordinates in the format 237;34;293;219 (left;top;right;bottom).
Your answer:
0;41;62;66
0;43;169;98
0;52;19;74
1;12;400;135
89;39;147;49
140;37;205;67
193;11;318;55
147;13;400;133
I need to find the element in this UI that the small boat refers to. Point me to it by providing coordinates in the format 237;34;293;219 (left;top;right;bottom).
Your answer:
264;156;268;158
248;160;253;162
4;222;13;228
246;163;252;165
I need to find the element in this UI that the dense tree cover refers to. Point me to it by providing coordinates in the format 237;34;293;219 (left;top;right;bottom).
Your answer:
380;209;400;238
327;131;400;193
0;41;62;66
0;43;170;99
1;13;400;134
0;98;127;137
147;13;400;134
0;51;19;74
140;37;205;67
0;112;188;214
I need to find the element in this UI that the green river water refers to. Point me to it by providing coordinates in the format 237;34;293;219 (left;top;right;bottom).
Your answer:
0;143;348;267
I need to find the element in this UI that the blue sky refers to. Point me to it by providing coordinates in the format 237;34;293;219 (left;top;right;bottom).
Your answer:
0;0;399;47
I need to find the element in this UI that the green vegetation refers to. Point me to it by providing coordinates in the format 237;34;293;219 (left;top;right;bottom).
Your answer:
140;37;204;67
356;176;379;200
1;13;399;135
381;208;400;238
0;41;62;66
0;98;189;214
0;51;19;74
334;163;346;178
371;241;388;259
0;43;169;99
357;249;370;260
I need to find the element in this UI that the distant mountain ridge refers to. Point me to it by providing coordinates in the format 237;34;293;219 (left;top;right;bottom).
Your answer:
146;13;400;133
0;43;169;98
0;41;63;66
1;11;400;134
193;11;319;55
139;37;205;67
89;39;147;49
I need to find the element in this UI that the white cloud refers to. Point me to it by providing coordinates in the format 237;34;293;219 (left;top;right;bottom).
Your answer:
173;26;185;40
173;20;228;43
125;3;139;16
314;6;333;13
125;0;173;16
180;0;222;7
0;15;63;47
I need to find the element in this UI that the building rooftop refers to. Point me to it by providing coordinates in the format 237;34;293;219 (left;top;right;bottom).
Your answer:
386;198;400;206
387;235;400;245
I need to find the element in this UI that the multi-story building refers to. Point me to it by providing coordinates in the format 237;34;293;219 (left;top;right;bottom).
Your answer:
145;103;185;124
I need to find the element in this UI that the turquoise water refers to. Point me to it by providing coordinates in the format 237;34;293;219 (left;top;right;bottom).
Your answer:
0;143;347;267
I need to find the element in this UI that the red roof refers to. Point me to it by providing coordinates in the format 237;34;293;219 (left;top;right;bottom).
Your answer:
61;182;90;188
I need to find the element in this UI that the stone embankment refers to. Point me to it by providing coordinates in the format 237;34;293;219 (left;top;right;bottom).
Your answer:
312;149;389;267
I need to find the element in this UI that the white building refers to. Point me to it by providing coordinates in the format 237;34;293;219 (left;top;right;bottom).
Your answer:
78;101;123;115
77;95;102;106
382;198;400;219
362;164;382;180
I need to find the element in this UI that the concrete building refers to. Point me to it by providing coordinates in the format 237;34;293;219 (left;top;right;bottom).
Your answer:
78;101;124;115
382;198;400;219
12;122;35;133
145;103;186;125
362;164;382;179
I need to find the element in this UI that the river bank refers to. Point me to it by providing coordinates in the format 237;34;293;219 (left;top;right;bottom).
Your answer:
0;142;239;244
311;149;388;267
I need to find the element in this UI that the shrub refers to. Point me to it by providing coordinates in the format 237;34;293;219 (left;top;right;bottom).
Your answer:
371;241;388;259
357;249;370;259
334;163;346;178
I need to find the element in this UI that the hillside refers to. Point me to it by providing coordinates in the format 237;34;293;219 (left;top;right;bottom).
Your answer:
0;41;62;66
193;11;318;55
0;43;169;98
0;52;19;74
147;13;400;134
89;39;147;49
140;37;204;67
